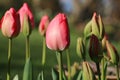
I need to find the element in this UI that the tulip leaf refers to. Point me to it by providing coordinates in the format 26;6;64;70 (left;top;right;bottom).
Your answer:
76;37;86;60
76;70;83;80
101;58;107;80
73;70;82;80
62;71;67;80
84;20;92;39
23;58;32;80
13;74;19;80
52;68;59;80
37;71;44;80
98;15;105;39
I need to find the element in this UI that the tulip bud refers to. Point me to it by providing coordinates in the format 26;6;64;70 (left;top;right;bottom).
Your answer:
91;12;105;40
106;41;119;65
76;37;86;60
18;3;34;36
82;61;96;80
46;13;70;51
1;8;20;38
39;15;49;36
89;34;103;63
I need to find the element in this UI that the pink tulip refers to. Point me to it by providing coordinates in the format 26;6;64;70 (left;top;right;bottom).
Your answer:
39;15;49;36
46;13;70;51
1;8;20;38
18;2;34;31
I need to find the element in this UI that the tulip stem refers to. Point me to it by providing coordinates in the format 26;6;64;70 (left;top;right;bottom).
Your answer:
26;36;30;61
7;38;12;80
41;37;46;68
66;49;71;80
96;63;101;80
101;58;107;80
56;51;63;80
116;64;119;80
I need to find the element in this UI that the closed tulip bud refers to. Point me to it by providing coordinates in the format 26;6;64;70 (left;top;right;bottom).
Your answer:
46;13;70;51
82;61;96;80
76;37;86;60
18;3;34;36
106;41;119;65
92;12;105;39
89;34;103;63
1;8;20;38
39;15;49;36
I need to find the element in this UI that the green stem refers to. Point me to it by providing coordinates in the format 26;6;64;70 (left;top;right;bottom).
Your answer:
66;49;71;80
41;37;46;67
101;58;107;80
96;63;101;80
26;36;30;61
56;51;63;80
7;38;12;80
116;64;119;80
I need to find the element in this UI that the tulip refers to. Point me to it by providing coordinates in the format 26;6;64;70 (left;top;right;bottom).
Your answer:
91;12;105;39
76;37;86;60
18;2;34;36
1;8;20;38
1;8;20;80
46;13;70;51
84;12;105;40
89;34;103;80
46;13;70;80
82;61;96;80
89;34;103;63
18;3;34;60
106;41;119;80
39;15;49;67
39;15;49;36
106;41;119;65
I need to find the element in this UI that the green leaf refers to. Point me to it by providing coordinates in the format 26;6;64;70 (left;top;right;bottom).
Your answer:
52;68;59;80
13;74;19;80
23;58;32;80
37;71;44;80
84;20;92;39
76;70;82;80
72;70;82;80
76;37;86;60
62;71;67;80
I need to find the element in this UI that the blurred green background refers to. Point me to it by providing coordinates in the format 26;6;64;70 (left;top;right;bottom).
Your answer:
0;0;120;80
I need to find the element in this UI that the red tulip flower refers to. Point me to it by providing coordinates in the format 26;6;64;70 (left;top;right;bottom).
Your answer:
39;15;49;36
46;13;70;51
1;8;20;38
18;2;34;33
